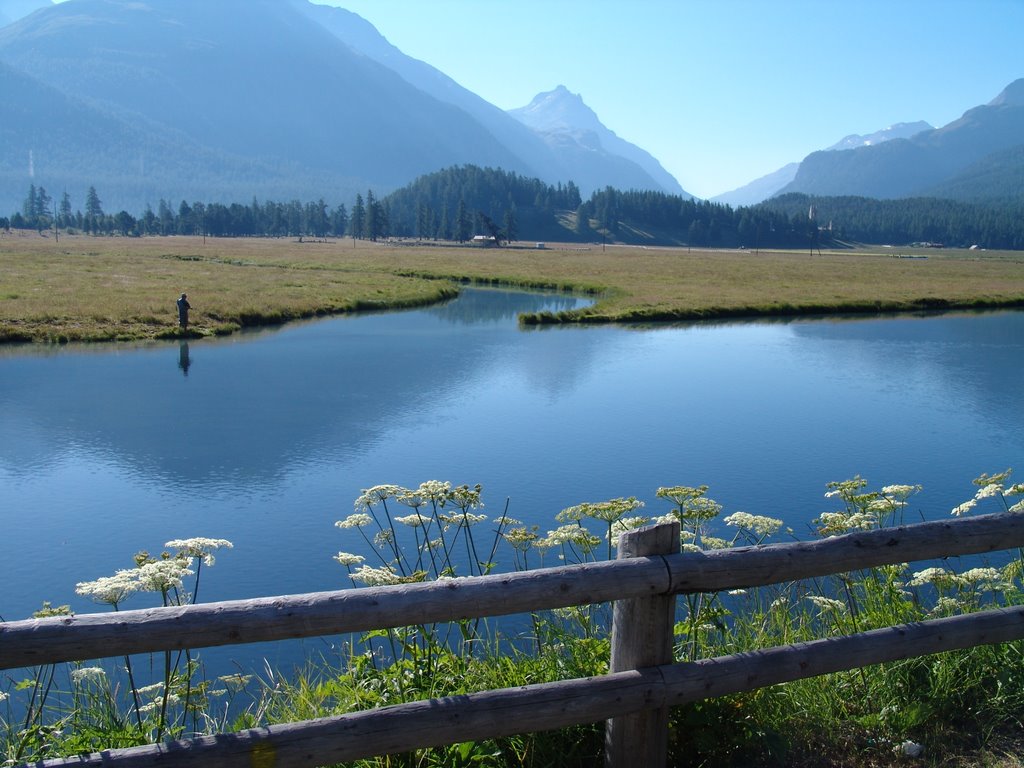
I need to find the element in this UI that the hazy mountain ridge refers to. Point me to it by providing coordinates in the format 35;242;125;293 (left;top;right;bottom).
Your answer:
0;0;684;213
713;121;934;206
508;85;689;197
779;79;1024;201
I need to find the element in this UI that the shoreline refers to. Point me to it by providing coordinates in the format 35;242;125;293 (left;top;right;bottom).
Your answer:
3;233;1024;345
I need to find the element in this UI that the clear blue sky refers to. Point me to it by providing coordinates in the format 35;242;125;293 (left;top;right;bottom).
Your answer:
318;0;1023;199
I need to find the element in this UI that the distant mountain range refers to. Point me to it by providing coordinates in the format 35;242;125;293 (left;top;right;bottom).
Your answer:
0;0;688;214
0;0;1020;216
713;122;934;206
714;79;1024;207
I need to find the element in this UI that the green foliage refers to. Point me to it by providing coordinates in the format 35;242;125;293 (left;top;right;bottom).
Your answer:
763;192;1024;250
4;472;1024;765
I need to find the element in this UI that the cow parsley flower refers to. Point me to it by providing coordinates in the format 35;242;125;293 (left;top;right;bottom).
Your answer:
334;552;365;567
806;595;847;614
907;567;960;588
350;565;401;586
975;483;1004;500
136;559;193;594
723;511;783;538
336;513;373;529
165;537;233;566
503;526;539;551
394;513;426;528
75;570;140;607
354;484;403;509
70;667;107;685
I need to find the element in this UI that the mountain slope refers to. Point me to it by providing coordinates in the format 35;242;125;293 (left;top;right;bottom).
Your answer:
0;0;542;211
508;85;690;196
298;7;686;198
713;121;933;206
291;0;563;185
0;0;50;26
779;79;1024;200
1;56;380;214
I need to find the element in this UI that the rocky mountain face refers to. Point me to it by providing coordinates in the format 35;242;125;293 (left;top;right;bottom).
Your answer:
508;85;690;198
0;0;684;213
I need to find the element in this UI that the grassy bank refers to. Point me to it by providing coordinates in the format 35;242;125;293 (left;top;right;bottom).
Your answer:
2;232;1023;342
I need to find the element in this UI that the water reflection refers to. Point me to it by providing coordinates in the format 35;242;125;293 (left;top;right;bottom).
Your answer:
178;342;191;376
1;294;1022;669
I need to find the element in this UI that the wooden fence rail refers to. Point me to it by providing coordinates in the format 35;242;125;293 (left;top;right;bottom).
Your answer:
3;512;1020;670
3;512;1024;768
28;606;1024;768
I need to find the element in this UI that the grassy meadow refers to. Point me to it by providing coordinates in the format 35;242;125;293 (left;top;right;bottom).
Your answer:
2;231;1024;342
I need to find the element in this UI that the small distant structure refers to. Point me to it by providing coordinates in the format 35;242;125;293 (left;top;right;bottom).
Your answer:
471;235;497;247
535;242;546;249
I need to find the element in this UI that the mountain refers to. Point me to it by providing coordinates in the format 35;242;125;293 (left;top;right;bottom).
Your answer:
778;80;1024;201
0;0;49;26
508;85;690;197
713;121;933;206
292;7;684;197
0;0;683;214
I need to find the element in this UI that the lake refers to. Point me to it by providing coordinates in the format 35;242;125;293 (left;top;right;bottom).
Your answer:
1;288;1022;674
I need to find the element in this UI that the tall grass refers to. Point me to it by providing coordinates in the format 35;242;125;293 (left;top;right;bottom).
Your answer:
2;234;1024;342
3;471;1023;766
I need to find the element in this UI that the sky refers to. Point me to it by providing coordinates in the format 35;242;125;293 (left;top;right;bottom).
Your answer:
312;0;1023;199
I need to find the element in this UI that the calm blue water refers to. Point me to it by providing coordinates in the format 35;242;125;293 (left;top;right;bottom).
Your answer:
2;289;1023;674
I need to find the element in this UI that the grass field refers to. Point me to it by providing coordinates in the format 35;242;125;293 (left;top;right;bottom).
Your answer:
2;231;1023;342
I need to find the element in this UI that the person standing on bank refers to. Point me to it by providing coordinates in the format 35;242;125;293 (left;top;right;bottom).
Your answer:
177;292;191;331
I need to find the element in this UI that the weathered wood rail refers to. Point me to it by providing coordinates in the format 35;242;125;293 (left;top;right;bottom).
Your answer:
3;512;1023;768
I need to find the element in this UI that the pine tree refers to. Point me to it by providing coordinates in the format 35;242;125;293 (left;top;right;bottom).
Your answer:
350;193;365;240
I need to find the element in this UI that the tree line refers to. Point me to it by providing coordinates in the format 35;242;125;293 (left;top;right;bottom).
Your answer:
6;167;1024;250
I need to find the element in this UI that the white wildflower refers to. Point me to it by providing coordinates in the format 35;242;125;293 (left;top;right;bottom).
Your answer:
882;484;921;499
959;567;1008;589
335;513;373;529
349;565;401;586
701;536;730;550
217;674;252;692
975;483;1004;500
806;595;847;613
951;499;977;516
75;570;140;606
70;667;107;685
723;511;783;537
354;484;403;509
929;596;963;615
136;559;193;593
727;589;747;596
165;537;233;566
1007;483;1024;496
394;513;426;528
609;516;651;541
1009;500;1024;513
334;552;365;567
440;511;488;527
908;567;960;588
502;526;539;551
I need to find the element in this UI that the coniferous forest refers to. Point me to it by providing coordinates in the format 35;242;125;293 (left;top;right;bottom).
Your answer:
5;165;1024;250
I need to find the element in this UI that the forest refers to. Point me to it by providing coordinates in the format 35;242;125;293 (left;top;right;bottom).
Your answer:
6;165;1024;250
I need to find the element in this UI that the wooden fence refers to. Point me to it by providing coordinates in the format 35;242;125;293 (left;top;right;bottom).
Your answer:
3;512;1024;767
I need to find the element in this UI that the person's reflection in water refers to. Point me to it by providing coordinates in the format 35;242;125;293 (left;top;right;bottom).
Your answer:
178;341;192;376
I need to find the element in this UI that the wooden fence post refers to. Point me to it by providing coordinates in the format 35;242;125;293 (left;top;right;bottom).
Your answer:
605;521;680;768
